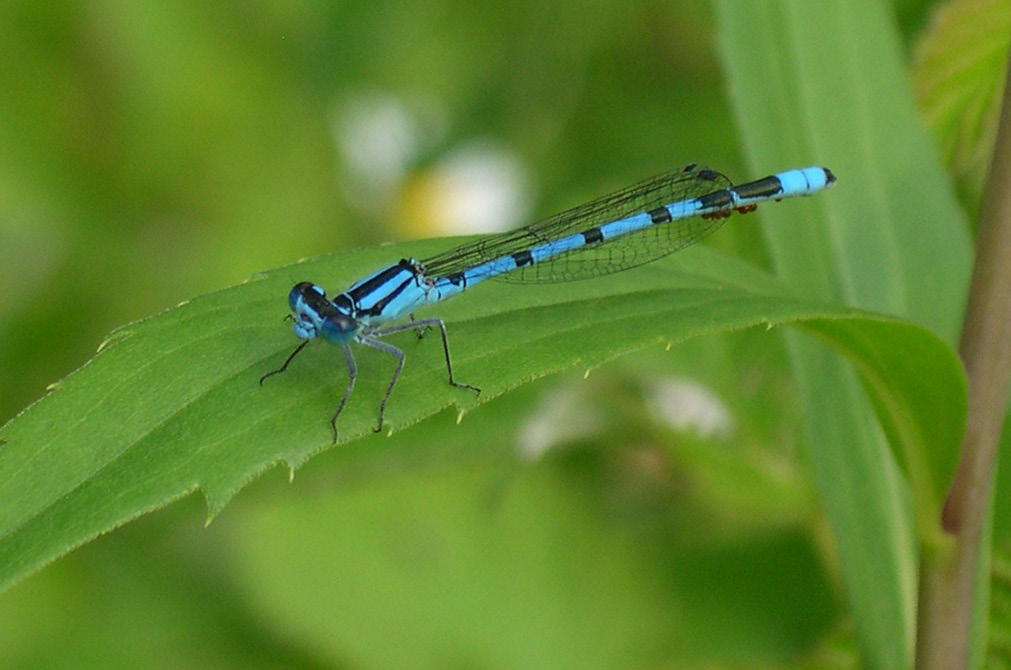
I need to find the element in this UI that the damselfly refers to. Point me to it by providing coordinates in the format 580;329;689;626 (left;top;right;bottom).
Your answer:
261;164;835;441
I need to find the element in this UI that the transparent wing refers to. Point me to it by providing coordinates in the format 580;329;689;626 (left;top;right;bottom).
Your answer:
418;164;734;284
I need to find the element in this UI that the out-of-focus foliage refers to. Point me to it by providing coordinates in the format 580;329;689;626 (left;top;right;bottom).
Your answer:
913;0;1011;221
0;0;993;668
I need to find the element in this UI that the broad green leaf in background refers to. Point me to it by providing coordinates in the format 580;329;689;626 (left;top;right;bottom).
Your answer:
221;456;835;667
714;1;973;668
913;0;1011;221
0;239;965;602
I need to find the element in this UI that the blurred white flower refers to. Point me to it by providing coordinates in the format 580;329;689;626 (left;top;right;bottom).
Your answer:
332;90;531;239
645;378;734;441
333;90;446;212
516;385;604;461
398;142;531;238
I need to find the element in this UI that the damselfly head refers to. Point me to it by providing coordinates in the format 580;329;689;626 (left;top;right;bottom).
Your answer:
285;282;359;344
288;282;331;340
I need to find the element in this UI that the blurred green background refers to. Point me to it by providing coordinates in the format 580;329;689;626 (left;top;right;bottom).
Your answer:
0;0;967;668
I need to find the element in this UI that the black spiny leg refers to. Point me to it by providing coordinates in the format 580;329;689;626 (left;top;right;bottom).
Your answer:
407;313;432;339
358;336;406;432
375;318;481;395
329;344;358;443
259;340;309;385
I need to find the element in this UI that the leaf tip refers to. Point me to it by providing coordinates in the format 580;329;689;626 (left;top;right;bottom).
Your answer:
202;487;236;523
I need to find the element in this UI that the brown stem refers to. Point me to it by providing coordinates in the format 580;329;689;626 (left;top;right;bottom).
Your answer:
917;47;1011;669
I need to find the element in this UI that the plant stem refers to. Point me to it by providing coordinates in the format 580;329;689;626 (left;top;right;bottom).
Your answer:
916;47;1011;669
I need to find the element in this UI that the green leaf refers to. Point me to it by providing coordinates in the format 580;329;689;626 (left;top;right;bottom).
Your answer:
0;238;966;600
913;0;1011;217
714;1;973;668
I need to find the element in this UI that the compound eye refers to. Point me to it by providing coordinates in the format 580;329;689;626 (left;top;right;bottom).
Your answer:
320;313;358;344
289;282;325;312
